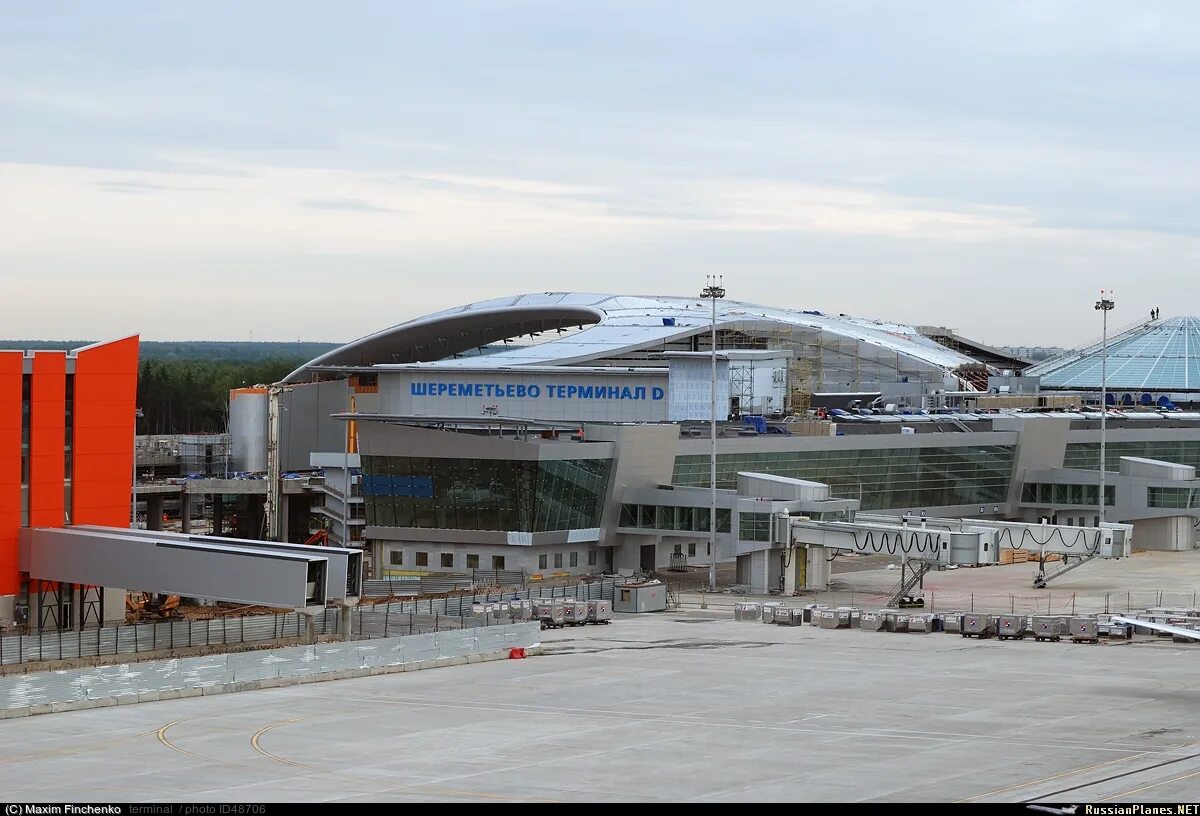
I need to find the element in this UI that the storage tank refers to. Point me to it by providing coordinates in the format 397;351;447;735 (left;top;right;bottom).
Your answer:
229;388;269;472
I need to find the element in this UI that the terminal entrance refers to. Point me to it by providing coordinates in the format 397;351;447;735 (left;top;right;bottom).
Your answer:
640;544;656;572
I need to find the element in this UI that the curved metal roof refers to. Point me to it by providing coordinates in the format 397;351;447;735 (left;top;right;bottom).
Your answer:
1031;316;1200;391
285;292;977;382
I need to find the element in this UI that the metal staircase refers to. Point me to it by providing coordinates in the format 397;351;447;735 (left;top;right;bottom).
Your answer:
887;561;934;607
1032;552;1099;589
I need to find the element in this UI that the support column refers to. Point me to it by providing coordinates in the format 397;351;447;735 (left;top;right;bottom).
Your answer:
750;550;770;595
783;546;807;596
279;494;290;544
180;493;192;533
211;495;223;536
146;494;164;531
806;544;831;591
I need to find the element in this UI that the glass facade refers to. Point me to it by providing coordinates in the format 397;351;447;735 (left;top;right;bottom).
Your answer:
1020;482;1115;507
362;455;612;532
738;512;772;542
672;445;1016;511
619;504;731;533
1147;486;1200;509
1064;441;1200;473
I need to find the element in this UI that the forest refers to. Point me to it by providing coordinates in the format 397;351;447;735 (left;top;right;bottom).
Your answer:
134;358;306;434
3;340;341;435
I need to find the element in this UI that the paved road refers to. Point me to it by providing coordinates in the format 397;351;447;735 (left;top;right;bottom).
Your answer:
2;613;1199;802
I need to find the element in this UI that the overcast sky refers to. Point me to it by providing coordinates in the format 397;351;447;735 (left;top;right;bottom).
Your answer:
2;1;1197;346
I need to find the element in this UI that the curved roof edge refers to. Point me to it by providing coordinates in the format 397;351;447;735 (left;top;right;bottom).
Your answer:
285;292;980;382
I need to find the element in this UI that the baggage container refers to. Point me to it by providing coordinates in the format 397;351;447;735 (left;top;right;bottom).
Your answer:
1069;616;1099;643
1031;616;1067;642
586;599;612;624
838;607;861;629
860;611;886;631
536;602;565;629
733;602;762;622
907;613;933;633
885;612;909;633
961;614;995;638
941;613;964;634
562;601;589;626
996;615;1026;640
761;601;783;623
773;605;795;625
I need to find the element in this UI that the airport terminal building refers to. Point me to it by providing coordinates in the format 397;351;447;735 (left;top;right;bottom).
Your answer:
255;293;1200;580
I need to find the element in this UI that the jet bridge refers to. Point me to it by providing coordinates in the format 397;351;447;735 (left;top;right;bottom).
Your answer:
19;527;333;610
770;515;998;595
79;526;363;605
855;513;1133;588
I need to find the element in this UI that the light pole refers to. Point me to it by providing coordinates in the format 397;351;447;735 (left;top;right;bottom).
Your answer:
701;276;725;592
1095;290;1115;524
132;407;144;528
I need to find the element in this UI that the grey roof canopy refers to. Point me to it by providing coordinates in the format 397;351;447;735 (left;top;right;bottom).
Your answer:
285;292;979;383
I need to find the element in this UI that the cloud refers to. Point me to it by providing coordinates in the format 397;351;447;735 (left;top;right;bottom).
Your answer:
93;180;221;194
300;197;401;213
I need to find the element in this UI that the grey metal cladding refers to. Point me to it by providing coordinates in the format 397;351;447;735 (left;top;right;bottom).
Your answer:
20;527;327;608
82;526;362;602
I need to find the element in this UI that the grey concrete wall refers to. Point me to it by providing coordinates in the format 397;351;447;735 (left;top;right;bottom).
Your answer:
0;623;542;719
1133;516;1195;552
1005;418;1070;508
377;540;606;577
584;423;680;561
280;380;351;472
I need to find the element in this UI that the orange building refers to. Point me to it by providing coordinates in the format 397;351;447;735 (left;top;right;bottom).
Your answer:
0;337;139;629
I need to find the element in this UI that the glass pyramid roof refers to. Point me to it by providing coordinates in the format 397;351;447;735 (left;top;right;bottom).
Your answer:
1037;316;1200;391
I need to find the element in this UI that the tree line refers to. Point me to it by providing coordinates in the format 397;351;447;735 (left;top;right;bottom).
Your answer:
136;359;305;434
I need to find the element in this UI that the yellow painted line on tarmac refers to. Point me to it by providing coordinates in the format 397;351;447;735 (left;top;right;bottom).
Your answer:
157;718;235;767
1099;766;1200;801
957;750;1153;801
250;718;321;771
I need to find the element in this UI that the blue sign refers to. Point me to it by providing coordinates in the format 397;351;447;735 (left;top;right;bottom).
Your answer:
411;382;664;401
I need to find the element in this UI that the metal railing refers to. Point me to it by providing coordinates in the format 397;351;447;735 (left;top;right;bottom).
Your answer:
0;579;616;668
0;614;316;666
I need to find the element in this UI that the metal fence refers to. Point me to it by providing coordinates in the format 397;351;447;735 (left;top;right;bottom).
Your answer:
679;588;1200;616
0;623;541;712
0;614;315;666
0;579;615;668
362;570;534;597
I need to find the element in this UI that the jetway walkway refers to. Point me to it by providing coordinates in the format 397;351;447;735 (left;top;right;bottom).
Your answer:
19;526;364;612
1110;615;1200;641
855;513;1133;588
781;517;996;566
769;513;1133;593
82;527;363;605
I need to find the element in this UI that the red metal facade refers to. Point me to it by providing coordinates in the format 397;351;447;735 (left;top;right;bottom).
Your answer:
0;352;22;595
29;352;66;528
71;337;139;528
0;337;139;597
